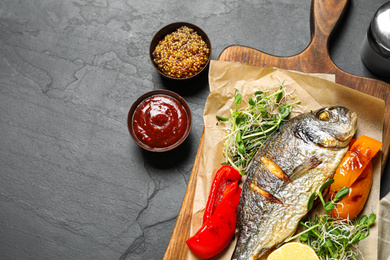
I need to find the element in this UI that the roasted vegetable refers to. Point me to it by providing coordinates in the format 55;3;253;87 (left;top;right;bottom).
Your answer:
330;161;373;220
331;135;382;190
186;182;241;259
186;165;242;259
329;135;382;220
202;165;241;223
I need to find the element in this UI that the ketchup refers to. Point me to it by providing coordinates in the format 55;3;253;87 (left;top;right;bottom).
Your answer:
132;94;188;148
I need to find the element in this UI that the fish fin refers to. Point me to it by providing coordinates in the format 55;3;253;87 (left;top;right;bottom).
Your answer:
289;156;322;181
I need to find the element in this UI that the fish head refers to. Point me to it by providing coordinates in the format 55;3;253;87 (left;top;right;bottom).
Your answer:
294;106;357;148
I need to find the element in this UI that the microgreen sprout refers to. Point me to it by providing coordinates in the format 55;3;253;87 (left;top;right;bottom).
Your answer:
216;82;300;174
286;179;376;260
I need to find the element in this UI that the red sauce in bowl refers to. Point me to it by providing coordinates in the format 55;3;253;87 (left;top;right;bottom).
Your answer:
132;94;188;148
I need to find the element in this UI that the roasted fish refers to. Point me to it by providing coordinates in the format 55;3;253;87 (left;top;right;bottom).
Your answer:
232;106;357;260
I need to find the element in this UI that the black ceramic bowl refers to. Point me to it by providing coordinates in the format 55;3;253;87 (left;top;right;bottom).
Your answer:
149;22;211;80
127;90;192;152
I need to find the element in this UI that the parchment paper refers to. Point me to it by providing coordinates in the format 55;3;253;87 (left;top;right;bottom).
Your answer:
188;60;385;260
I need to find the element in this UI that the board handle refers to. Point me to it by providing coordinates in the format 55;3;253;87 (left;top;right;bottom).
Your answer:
308;0;349;58
218;0;350;73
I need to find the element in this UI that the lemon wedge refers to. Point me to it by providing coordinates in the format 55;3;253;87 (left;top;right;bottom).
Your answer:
267;242;319;260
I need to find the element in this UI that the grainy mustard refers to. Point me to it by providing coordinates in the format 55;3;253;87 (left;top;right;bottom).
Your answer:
152;26;210;78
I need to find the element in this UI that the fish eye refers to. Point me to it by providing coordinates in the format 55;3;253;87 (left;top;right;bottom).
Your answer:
318;111;329;121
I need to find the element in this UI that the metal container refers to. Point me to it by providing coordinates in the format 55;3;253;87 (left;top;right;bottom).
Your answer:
361;1;390;77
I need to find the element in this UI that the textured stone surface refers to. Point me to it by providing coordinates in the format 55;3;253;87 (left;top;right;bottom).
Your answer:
0;0;389;259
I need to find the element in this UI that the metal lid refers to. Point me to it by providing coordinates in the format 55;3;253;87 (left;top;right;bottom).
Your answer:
370;1;390;57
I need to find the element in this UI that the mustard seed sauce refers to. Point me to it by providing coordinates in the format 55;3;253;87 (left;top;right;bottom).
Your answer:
152;26;210;78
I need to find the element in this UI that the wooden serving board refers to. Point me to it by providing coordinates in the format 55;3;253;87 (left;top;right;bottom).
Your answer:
163;0;390;259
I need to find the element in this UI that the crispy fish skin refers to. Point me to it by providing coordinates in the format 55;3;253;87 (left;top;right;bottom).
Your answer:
232;106;357;260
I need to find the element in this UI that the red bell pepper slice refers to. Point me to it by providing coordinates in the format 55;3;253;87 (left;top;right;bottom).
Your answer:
186;183;242;259
203;165;241;223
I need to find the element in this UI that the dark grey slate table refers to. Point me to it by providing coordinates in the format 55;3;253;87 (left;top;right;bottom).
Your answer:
1;0;389;259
